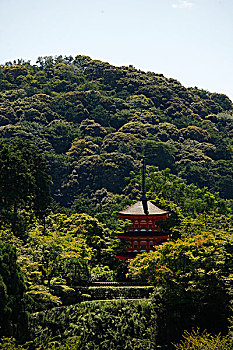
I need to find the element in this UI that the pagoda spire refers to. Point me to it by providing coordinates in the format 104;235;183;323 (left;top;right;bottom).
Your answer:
116;156;170;259
141;157;149;215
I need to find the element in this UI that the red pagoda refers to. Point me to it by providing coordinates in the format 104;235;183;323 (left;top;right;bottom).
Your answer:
116;158;170;259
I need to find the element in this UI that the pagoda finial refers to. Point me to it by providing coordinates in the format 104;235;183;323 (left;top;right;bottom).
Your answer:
141;156;149;215
141;156;146;198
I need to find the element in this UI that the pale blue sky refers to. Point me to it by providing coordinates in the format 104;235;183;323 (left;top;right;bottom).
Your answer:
0;0;232;101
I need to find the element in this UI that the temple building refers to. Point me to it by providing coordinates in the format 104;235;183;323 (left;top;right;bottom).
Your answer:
116;158;170;259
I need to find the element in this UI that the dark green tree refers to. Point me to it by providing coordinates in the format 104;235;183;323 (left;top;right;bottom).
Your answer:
0;138;51;237
0;242;30;342
144;140;176;170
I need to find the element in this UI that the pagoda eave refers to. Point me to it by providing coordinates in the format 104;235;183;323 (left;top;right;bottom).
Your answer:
115;253;137;260
115;159;170;260
117;234;170;240
118;213;169;220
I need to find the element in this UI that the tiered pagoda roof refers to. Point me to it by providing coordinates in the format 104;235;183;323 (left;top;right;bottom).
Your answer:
116;157;170;260
118;200;168;218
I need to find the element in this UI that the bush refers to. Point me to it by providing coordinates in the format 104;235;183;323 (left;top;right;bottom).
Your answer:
90;265;116;282
31;299;157;349
174;329;233;350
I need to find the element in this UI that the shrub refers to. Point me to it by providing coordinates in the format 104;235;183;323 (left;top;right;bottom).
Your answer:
174;329;233;350
31;299;157;349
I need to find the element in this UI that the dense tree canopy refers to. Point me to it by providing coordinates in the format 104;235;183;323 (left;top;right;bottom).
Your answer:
0;55;233;349
0;55;232;207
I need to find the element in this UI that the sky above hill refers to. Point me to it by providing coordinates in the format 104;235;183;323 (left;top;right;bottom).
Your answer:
0;0;232;101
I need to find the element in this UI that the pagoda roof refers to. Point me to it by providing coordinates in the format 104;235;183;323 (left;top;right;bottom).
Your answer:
117;231;169;238
118;201;169;217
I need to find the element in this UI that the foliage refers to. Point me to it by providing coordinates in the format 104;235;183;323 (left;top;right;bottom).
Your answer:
0;55;232;209
129;166;229;217
91;264;116;282
14;212;124;310
174;329;233;350
0;138;51;237
0;336;81;350
26;286;62;311
16;214;93;310
62;152;135;203
128;232;233;345
0;242;30;343
31;299;157;349
0;337;28;350
144;140;176;170
1;54;233;348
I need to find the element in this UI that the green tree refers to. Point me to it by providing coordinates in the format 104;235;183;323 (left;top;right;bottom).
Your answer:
0;138;51;237
0;242;30;342
129;232;233;344
144;140;176;170
19;215;92;290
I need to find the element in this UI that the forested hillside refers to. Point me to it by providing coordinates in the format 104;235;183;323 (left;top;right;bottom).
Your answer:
1;55;233;349
0;55;233;209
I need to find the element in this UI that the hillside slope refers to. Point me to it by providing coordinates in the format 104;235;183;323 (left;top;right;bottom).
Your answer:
0;55;233;206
